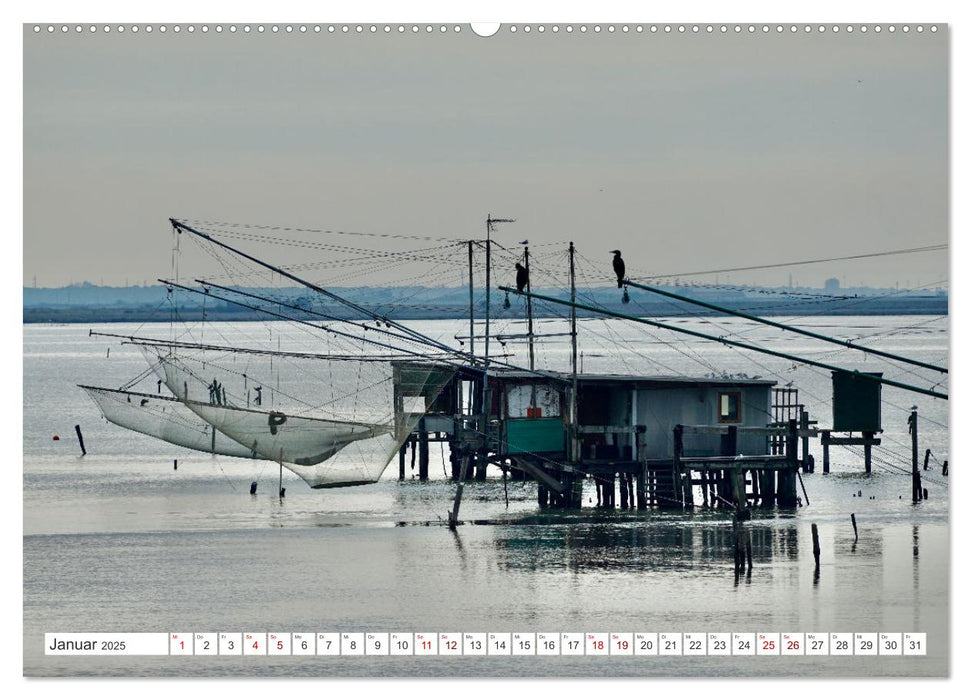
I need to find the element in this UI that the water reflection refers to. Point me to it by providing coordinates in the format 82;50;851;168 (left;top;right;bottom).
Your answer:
490;514;800;578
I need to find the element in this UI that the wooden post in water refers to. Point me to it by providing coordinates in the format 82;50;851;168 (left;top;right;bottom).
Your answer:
619;473;629;509
800;409;811;472
863;431;874;474
777;419;799;507
822;430;831;474
909;409;921;503
811;523;821;570
851;513;858;543
398;443;407;480
733;517;742;574
674;425;692;508
636;469;647;511
923;449;931;471
746;529;753;573
418;418;429;481
75;424;86;457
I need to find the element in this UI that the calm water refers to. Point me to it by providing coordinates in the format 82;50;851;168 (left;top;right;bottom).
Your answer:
23;317;949;677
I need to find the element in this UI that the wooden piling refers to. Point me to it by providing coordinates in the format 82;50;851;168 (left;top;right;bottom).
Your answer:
398;443;407;480
619;474;629;509
173;459;178;471
418;418;430;481
863;430;874;475
811;523;820;568
733;518;742;574
745;529;753;573
923;449;931;471
800;409;810;472
851;513;858;543
777;419;800;507
822;430;831;474
942;460;948;476
474;449;488;481
909;410;920;503
636;469;647;511
673;425;687;508
75;424;86;456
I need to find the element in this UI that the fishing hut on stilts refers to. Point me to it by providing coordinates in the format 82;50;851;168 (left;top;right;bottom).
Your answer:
391;218;947;522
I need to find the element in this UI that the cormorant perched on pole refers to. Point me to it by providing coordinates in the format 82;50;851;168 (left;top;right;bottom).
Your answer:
611;250;626;288
515;263;529;293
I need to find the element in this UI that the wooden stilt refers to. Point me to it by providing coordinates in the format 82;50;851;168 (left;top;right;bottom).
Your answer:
418;419;429;481
822;430;831;474
811;522;821;570
636;469;647;511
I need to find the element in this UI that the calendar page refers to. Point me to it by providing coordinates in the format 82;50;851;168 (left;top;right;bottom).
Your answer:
21;8;950;683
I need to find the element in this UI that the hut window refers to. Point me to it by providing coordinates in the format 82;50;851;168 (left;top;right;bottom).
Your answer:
507;383;561;418
718;392;741;423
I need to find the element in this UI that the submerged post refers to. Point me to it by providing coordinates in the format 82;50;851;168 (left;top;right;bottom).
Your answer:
851;513;858;543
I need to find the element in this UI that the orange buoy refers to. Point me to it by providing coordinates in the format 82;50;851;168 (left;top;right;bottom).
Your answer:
52;435;60;440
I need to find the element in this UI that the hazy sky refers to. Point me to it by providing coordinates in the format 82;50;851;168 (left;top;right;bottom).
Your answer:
23;24;948;289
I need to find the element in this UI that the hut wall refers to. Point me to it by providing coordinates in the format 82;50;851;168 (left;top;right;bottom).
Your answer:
636;385;772;459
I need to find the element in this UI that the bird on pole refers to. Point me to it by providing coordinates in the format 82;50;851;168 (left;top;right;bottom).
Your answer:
515;263;529;293
611;250;626;288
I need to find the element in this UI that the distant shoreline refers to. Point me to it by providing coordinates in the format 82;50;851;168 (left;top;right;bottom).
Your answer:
23;300;948;324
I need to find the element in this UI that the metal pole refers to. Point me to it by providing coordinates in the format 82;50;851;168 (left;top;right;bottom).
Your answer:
524;245;535;372
499;286;948;401
569;241;579;463
624;280;947;375
468;240;475;364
